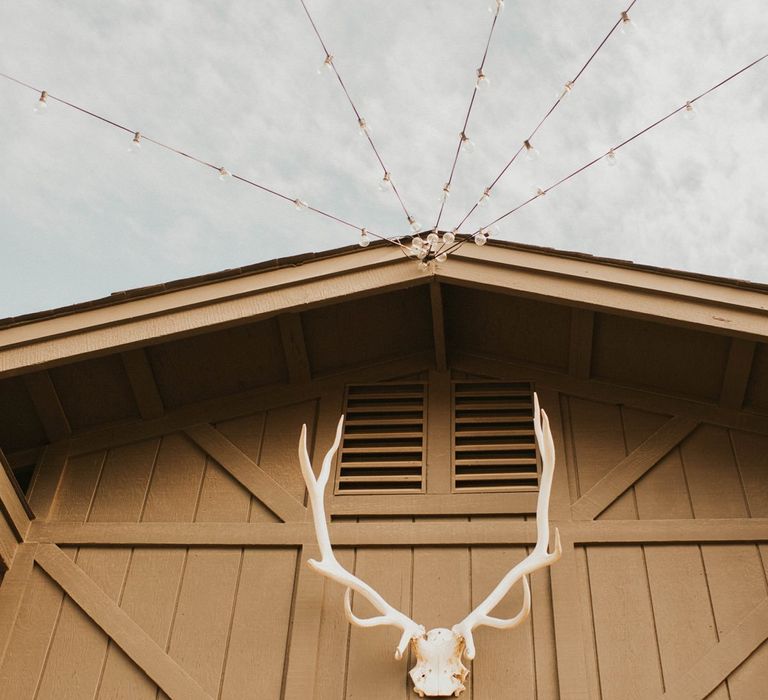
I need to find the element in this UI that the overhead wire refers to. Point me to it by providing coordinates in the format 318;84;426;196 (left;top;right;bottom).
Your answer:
432;0;504;232
0;71;407;250
298;0;417;229
452;0;638;233
438;51;768;260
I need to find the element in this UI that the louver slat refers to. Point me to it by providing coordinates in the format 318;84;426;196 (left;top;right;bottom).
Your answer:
453;382;539;492
336;383;425;494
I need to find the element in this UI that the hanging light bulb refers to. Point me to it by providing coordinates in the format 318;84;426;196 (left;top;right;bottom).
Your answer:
426;231;440;251
218;167;231;181
408;216;421;233
619;11;636;34
436;253;448;264
683;101;696;120
442;230;456;245
358;117;371;137
293;198;308;211
128;132;142;153
473;230;488;246
417;247;429;260
475;68;490;90
488;0;504;14
378;171;391;193
440;183;451;203
34;90;48;114
536;188;546;198
317;54;334;76
460;131;475;155
605;148;617;166
478;187;492;207
558;80;574;100
523;140;539;161
359;228;370;247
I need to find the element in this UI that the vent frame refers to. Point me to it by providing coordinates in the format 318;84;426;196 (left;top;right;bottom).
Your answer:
334;382;427;495
451;380;540;493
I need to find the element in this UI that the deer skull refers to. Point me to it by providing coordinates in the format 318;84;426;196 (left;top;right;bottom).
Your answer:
297;393;561;697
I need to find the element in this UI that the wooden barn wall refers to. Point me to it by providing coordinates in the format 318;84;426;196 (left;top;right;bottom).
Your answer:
0;371;766;699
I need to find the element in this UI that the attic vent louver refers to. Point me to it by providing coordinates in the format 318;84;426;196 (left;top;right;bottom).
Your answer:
453;381;539;492
337;383;426;494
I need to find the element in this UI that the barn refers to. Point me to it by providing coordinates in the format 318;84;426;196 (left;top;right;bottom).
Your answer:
0;239;766;699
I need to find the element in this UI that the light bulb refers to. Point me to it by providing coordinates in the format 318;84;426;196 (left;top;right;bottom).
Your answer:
523;140;539;161
558;81;574;100
683;101;696;120
293;198;308;211
440;183;451;202
488;0;504;14
408;216;421;233
442;230;456;245
475;68;490;90
378;172;391;193
317;54;334;76
128;132;142;153
478;187;491;207
359;228;370;247
218;167;231;181
411;236;424;249
358;117;371;137
426;232;440;251
536;188;546;198
34;90;48;114
436;253;448;263
417;247;429;260
619;11;636;34
473;231;488;246
460;131;475;155
606;148;617;166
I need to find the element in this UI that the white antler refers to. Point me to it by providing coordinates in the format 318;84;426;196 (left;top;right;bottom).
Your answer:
299;417;425;659
451;392;563;660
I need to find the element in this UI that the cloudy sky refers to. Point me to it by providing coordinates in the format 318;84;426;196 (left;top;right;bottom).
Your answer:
1;0;766;317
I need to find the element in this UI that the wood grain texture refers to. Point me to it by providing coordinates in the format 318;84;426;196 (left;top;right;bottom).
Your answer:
719;339;756;410
25;441;68;521
35;544;211;700
0;543;36;667
571;416;699;520
22;370;71;442
185;423;306;522
426;370;451;494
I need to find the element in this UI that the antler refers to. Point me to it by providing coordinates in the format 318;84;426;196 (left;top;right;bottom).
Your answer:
299;416;425;659
451;392;563;659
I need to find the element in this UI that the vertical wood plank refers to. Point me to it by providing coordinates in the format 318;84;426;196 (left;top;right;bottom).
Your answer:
426;370;452;494
278;313;312;384
97;433;207;700
0;543;37;667
568;309;594;380
25;442;68;521
430;281;447;372
35;439;158;700
719;339;756;410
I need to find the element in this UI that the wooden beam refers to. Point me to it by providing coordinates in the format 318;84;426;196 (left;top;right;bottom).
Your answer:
452;352;768;437
283;544;325;700
25;442;68;521
571;416;700;520
0;449;33;536
0;513;17;570
429;280;447;371
120;348;164;419
426;370;452;494
568;309;594;379
719;338;756;410
22;370;70;442
0;543;36;668
66;351;434;456
34;544;212;700
661;598;768;700
26;518;768;547
185;423;306;522
278;313;312;384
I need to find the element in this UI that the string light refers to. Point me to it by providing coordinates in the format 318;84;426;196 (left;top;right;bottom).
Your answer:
436;252;448;263
442;230;456;245
683;100;696;120
619;11;635;34
535;188;546;197
523;140;539;161
128;131;142;153
408;216;421;233
475;68;490;90
359;228;370;247
293;198;309;211
460;131;475;154
606;148;617;166
218;167;231;181
358;117;371;136
378;171;391;193
440;183;451;202
33;90;47;114
488;0;504;14
478;187;491;207
473;230;488;246
558;80;574;100
317;54;334;76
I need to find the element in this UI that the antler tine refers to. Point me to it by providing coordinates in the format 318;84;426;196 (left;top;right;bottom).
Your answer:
299;416;425;659
452;392;563;659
